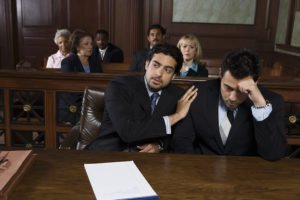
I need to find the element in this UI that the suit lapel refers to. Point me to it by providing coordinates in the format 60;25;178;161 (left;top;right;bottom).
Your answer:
206;85;225;151
154;86;177;116
224;102;251;151
135;77;152;114
104;46;112;60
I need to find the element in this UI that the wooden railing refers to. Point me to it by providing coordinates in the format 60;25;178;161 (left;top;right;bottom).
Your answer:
0;70;299;149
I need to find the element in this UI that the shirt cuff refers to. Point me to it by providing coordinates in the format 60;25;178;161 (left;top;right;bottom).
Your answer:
251;103;272;121
163;116;172;134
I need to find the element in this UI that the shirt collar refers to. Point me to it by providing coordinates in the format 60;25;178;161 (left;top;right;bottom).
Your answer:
144;76;162;97
57;50;69;58
189;63;198;72
219;95;238;115
99;47;108;53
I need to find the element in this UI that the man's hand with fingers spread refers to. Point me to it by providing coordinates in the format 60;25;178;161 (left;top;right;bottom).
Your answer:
169;85;198;125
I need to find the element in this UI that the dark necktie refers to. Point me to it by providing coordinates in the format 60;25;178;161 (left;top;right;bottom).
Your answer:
227;110;234;125
150;93;159;114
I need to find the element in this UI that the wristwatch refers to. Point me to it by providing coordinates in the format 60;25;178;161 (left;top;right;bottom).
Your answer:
254;99;270;109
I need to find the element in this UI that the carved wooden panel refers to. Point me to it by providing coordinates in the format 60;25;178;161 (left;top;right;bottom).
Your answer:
22;0;53;26
0;0;15;69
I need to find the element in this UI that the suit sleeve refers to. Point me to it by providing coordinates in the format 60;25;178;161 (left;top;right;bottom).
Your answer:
61;57;74;72
112;49;124;62
171;113;196;153
89;54;103;73
105;79;169;143
254;93;288;161
129;54;139;71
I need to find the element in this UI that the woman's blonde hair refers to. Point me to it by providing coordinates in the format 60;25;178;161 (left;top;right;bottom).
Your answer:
177;34;203;64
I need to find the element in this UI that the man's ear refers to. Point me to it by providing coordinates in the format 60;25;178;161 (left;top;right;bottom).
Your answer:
145;61;149;71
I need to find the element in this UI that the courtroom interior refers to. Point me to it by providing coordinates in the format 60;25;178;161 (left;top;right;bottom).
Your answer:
0;0;300;199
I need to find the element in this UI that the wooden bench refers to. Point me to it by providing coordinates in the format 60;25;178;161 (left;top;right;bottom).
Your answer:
0;70;299;149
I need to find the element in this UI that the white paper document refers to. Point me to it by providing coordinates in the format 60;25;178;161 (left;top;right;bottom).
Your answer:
84;160;159;200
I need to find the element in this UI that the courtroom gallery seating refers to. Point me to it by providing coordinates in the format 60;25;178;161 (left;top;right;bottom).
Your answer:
60;85;300;157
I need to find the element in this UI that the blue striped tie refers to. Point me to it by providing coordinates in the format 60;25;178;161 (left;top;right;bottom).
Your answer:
150;93;159;114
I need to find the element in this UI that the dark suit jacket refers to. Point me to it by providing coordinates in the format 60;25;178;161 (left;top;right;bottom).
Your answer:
61;53;102;73
185;63;208;77
94;43;124;63
130;48;149;72
172;79;287;160
87;76;183;151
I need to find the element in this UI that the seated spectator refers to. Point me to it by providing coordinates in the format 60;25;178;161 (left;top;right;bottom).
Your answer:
46;29;71;68
130;24;166;72
61;31;102;73
177;34;208;77
94;29;124;63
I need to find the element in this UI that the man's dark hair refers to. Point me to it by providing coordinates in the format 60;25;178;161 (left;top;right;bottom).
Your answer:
221;48;261;81
95;29;109;38
71;31;94;54
146;43;183;74
147;24;167;36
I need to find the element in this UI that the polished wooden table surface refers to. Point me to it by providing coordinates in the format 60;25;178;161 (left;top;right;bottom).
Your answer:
9;150;300;200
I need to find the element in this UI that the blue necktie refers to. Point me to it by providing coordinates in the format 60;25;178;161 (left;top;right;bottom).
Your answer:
150;93;159;114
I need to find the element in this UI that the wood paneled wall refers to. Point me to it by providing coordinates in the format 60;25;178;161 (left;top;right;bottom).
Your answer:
0;0;16;68
0;0;299;70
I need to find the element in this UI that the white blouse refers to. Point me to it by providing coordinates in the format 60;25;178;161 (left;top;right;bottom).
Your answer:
46;50;69;68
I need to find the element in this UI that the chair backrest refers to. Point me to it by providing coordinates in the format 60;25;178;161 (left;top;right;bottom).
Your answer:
79;87;105;146
201;58;222;77
102;62;130;73
59;87;105;150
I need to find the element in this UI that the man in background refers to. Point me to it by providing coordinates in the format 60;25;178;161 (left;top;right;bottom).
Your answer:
94;29;124;63
130;24;166;72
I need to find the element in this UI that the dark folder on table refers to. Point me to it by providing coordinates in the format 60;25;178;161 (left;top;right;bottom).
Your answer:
0;150;36;200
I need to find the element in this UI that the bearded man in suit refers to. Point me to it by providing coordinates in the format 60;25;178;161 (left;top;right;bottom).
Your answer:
87;43;197;152
172;48;288;161
130;24;166;72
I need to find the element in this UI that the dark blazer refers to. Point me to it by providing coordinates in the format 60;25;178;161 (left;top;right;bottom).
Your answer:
61;53;102;73
94;43;124;63
87;76;183;151
184;63;208;77
130;48;149;72
171;79;288;161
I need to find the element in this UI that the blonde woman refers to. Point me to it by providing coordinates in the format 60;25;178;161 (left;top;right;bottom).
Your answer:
177;34;208;77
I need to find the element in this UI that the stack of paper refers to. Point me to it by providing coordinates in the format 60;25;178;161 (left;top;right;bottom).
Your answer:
84;160;159;200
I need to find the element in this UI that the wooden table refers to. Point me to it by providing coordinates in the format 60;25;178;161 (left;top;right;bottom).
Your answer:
9;150;300;200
